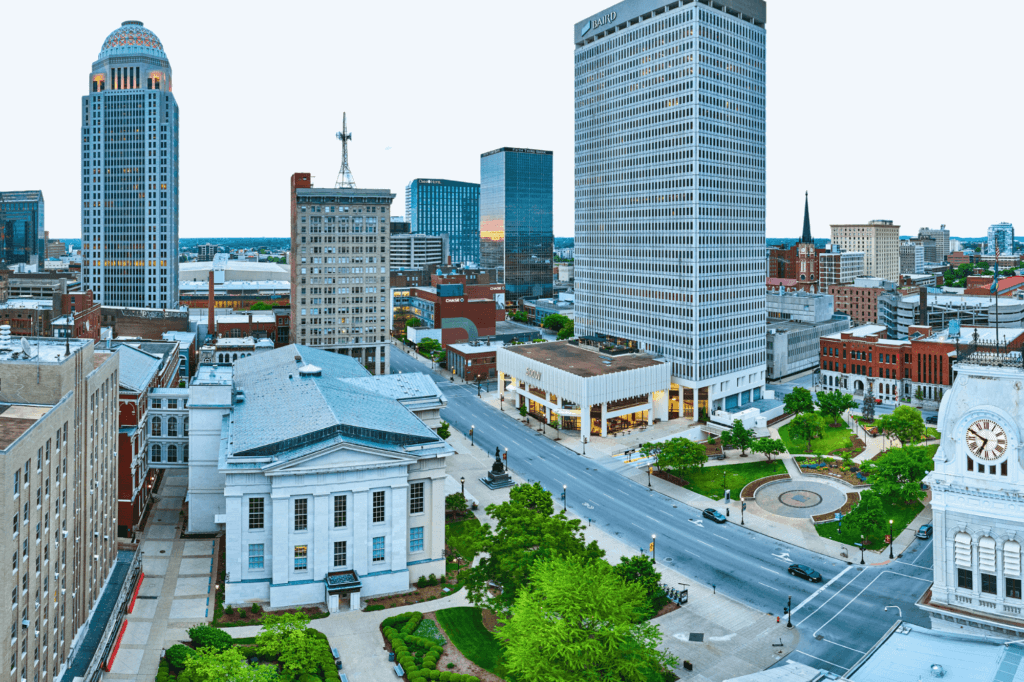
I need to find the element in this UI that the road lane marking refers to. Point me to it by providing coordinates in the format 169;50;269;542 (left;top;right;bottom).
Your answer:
688;519;705;527
693;539;713;548
772;552;791;563
758;566;782;576
792;650;846;672
821;638;866;655
808;570;928;638
790;565;854;620
758;582;783;593
911;539;933;566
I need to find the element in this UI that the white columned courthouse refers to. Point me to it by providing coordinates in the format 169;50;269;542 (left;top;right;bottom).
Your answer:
81;21;179;308
574;0;767;418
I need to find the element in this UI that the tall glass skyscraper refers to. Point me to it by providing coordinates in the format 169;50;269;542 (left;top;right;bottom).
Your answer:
405;179;480;266
0;191;44;266
574;0;767;416
479;148;553;299
988;222;1015;256
81;20;179;308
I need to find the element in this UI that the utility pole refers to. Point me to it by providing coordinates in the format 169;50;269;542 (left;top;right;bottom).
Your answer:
335;113;356;188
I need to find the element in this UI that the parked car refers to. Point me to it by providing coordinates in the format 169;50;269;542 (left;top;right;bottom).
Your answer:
788;564;823;583
925;415;938;424
916;523;933;539
702;508;727;524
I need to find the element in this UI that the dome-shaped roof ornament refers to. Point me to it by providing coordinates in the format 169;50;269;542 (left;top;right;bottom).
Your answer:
98;20;167;60
298;364;322;377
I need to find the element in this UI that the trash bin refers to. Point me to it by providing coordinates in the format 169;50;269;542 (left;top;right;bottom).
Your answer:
389;652;395;662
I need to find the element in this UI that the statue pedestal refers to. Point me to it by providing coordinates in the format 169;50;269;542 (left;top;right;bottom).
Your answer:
481;460;513;489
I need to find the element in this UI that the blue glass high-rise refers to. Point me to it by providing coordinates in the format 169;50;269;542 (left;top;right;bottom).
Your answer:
479;148;553;299
0;191;44;266
405;179;480;266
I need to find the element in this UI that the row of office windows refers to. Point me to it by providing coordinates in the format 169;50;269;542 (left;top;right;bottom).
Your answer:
246;527;426;571
246;483;427;531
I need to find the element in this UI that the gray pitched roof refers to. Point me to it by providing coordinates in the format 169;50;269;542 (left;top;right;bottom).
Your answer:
339;373;445;406
116;346;162;393
227;345;443;458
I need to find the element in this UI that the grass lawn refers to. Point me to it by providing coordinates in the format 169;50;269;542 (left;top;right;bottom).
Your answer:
445;516;481;562
815;499;924;550
435;607;507;676
680;459;787;501
779;422;852;455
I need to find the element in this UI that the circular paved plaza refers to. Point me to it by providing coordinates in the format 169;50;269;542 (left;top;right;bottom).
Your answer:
754;479;848;519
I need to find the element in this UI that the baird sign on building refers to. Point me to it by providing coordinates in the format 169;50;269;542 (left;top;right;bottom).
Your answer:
580;11;616;37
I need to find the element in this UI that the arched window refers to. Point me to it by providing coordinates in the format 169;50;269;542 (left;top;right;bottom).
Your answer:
151;416;161;437
233;353;239;361
151;444;161;463
218;353;224;363
954;532;973;568
184;417;189;436
183;444;189;463
980;537;997;573
167;445;177;463
1006;541;1021;578
167;417;177;437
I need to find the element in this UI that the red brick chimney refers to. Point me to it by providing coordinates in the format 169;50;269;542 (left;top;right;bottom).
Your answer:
208;270;215;339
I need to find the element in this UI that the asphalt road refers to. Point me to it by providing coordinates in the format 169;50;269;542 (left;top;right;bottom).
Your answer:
391;348;935;676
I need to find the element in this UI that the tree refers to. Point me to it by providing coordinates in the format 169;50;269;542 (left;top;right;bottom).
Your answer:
816;390;857;427
418;337;441;355
182;647;277;682
248;301;272;311
557;320;575;340
255;613;322;678
844;491;887;546
789;412;826;453
188;624;232;650
860;445;934;505
861;390;876;421
445;492;469;517
511;311;528;323
914;387;924;401
461;482;605;613
875;405;925;447
783;386;815;415
643;438;708;479
498;556;676;682
437;421;451;440
519;403;528;418
406;318;422;328
165;644;195;671
549;415;560;431
541;314;571;332
751;437;786;463
721;419;755;456
612;555;666;621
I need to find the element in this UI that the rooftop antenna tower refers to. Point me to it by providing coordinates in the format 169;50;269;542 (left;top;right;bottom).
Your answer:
335;113;356;189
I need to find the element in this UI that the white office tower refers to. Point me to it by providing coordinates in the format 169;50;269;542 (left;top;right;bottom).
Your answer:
81;21;179;308
574;0;767;416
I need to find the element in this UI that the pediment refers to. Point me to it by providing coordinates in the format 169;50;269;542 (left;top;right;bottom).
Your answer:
263;442;415;476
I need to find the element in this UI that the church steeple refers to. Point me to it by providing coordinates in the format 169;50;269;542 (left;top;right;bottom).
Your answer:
800;191;813;244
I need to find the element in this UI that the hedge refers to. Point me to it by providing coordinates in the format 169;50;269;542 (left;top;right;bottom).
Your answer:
382;613;479;682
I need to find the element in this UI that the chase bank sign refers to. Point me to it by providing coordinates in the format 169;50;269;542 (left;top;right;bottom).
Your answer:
581;11;617;37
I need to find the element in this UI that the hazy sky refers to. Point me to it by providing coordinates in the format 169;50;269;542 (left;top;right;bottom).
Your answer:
2;0;1021;241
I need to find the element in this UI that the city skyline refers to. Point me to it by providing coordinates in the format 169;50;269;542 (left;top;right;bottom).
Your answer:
1;1;1022;241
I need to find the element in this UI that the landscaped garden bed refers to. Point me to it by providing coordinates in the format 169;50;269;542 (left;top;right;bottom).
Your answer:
381;611;482;682
740;473;791;500
814;500;923;549
795;456;867;487
811;492;860;524
655;460;788;500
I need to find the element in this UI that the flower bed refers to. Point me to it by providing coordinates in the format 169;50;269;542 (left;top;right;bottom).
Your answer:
740;473;791;500
381;611;481;682
811;492;860;524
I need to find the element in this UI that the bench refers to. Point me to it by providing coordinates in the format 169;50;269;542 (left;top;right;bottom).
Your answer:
394;664;405;677
708;454;726;461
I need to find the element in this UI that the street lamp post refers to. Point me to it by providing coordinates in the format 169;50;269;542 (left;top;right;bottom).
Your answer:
787;595;792;628
460;476;465;497
647;466;652;488
470;426;475;447
860;535;866;565
651;534;656;564
562;485;567;512
889;519;895;559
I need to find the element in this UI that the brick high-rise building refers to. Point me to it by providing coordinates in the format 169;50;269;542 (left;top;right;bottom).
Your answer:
830;220;900;282
289;173;393;374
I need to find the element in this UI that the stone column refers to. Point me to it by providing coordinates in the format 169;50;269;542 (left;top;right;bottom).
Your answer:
601;402;608;437
313;494;330;580
648;394;654;425
390;484;409;575
498;372;505;401
581;405;589;443
271;496;289;600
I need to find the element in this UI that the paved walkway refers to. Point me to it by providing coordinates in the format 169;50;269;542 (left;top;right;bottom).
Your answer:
104;470;217;681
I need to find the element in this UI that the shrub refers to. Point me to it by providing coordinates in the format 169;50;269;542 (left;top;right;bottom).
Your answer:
165;645;194;671
447;663;455;670
427;595;437;601
416;575;429;588
250;602;262;615
224;604;235;616
187;624;232;650
298;675;320;682
365;604;385;612
441;673;452;682
156;674;167;682
427;574;438;587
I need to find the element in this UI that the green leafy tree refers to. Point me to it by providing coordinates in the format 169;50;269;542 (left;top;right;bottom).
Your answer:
914;387;924;401
541;313;571;332
437;421;451;440
875;405;925;447
498;556;677;682
840;450;856;471
783;386;815;415
461;482;605;613
519;403;528;418
557;319;575;340
721;419;756;456
511;311;528;323
789;412;826;453
248;301;272;311
816;390;858;427
182;647;277;682
612;555;666;620
188;624;232;650
445;492;468;516
644;438;708;479
844;491;887;546
860;445;934;505
751;437;787;463
418;337;441;355
165;644;195;671
549;415;560;430
406;318;422;328
255;613;323;678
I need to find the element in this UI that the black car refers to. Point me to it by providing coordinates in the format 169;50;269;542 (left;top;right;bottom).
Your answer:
925;415;938;424
702;508;727;524
916;523;933;539
788;564;823;583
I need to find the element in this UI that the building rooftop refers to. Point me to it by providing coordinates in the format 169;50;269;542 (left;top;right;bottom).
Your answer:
0;405;51;450
179;281;290;292
0;298;52;311
210;313;276;325
448;340;507;354
503;341;666;378
0;336;89;364
116;345;162;393
921;326;1024;345
823;324;888;340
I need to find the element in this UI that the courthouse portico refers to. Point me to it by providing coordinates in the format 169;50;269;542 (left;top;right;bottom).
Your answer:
497;340;672;441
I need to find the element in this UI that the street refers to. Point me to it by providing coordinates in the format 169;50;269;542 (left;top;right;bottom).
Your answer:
391;348;935;676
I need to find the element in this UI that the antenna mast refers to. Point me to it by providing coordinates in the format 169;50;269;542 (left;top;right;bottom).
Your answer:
335;113;356;189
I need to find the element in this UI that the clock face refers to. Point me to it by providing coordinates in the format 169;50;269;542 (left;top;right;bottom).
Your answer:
966;419;1008;460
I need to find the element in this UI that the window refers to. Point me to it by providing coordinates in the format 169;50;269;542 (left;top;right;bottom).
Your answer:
151;399;161;409
12;515;17;536
373;491;386;523
294;498;307;531
167;445;177;463
958;568;974;590
954;532;972;568
13;474;18;497
333;496;347;528
151;416;161;436
333;541;347;567
372;536;385;562
248;498;264;530
410;482;424;514
410;527;424;553
1006;541;1021;578
980;537;997;573
151;444;161;462
294;546;307;570
1008;578;1022;600
981;573;997;595
248;544;264;570
167;417;177;437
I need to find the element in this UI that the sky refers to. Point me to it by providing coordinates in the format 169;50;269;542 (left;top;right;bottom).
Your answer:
1;0;1022;241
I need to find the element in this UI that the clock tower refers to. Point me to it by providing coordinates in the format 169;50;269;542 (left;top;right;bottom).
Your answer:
923;351;1024;637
